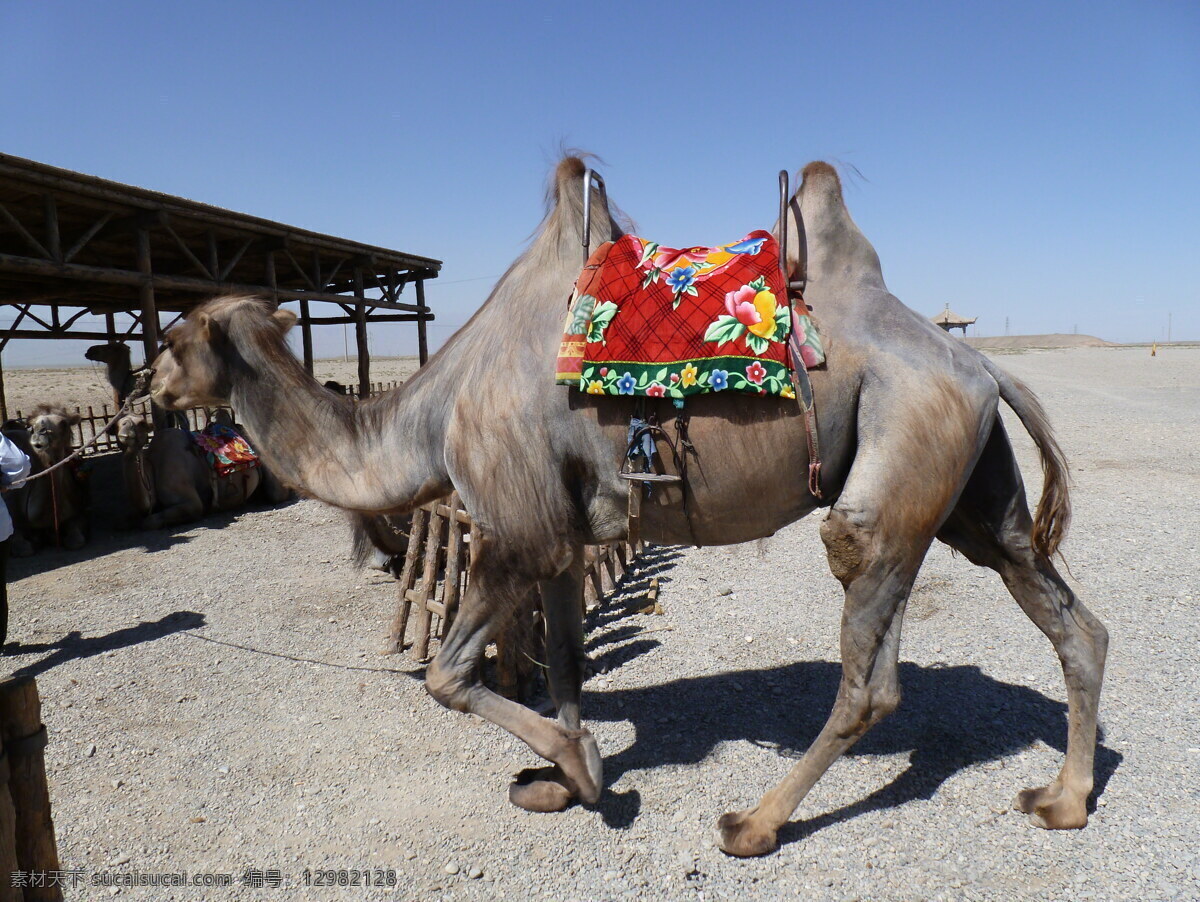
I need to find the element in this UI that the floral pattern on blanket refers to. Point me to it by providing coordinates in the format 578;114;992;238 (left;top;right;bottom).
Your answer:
190;423;260;477
555;230;824;399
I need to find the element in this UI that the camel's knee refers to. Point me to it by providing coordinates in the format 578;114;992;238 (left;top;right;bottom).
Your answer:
425;656;472;713
821;509;872;586
834;681;901;737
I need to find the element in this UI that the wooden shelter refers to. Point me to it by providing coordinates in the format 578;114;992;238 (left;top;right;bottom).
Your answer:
0;153;441;420
931;303;976;335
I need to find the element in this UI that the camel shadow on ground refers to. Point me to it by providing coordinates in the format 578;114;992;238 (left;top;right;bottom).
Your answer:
1;610;207;680
586;660;1121;842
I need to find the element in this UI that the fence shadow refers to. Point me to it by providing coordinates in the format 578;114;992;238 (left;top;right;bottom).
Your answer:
585;660;1122;844
584;544;685;675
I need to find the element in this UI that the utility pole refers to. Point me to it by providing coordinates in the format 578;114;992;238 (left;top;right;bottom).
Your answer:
1005;316;1009;336
1168;312;1172;344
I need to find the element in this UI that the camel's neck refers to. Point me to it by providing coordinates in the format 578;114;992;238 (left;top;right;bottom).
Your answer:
227;343;451;513
123;449;154;515
108;364;131;402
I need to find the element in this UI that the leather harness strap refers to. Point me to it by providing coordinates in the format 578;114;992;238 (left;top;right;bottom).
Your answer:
779;170;823;500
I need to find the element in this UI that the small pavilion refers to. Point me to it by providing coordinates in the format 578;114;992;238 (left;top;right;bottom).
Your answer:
931;304;976;335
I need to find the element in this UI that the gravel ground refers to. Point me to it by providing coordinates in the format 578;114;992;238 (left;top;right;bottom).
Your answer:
4;346;1198;901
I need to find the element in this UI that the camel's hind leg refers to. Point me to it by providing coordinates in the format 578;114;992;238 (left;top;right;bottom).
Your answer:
937;419;1107;829
717;377;993;857
717;503;926;857
425;538;602;810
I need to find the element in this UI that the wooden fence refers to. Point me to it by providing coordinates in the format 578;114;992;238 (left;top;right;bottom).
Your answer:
386;492;641;699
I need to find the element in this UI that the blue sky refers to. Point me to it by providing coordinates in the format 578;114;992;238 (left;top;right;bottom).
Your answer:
2;0;1197;365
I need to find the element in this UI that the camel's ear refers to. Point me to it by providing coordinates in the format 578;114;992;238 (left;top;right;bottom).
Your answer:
195;311;219;343
271;308;298;334
66;413;81;427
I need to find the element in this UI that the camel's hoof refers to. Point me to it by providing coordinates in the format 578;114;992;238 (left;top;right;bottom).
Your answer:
558;730;603;805
716;809;777;857
509;766;573;813
1014;785;1088;830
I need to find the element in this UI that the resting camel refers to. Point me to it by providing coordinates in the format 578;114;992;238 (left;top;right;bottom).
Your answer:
149;157;1107;856
113;412;155;523
4;406;89;554
112;410;265;529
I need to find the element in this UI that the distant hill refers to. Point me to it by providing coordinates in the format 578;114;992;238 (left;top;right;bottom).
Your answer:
964;333;1117;350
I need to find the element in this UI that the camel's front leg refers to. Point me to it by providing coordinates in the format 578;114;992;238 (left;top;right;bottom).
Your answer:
425;543;602;809
508;552;598;812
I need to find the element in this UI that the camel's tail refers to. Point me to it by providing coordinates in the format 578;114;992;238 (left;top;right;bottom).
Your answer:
981;357;1071;557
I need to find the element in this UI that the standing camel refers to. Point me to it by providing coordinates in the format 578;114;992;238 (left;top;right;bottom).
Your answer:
149;157;1107;856
84;342;137;406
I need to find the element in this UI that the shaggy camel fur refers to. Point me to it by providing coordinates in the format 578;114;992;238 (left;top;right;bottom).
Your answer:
150;157;1107;856
4;406;89;554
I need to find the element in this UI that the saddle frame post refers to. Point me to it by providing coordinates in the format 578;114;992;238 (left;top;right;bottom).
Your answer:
779;169;822;498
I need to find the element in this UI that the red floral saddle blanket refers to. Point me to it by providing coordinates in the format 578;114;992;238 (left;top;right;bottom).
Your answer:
190;423;260;477
555;230;824;399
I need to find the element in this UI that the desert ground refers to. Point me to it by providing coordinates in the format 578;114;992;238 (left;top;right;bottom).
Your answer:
3;345;1198;901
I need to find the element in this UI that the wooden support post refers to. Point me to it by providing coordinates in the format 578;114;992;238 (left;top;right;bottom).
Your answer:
104;310;119;412
136;227;164;430
415;278;429;365
0;760;19;902
354;267;370;395
0;677;61;902
299;301;314;375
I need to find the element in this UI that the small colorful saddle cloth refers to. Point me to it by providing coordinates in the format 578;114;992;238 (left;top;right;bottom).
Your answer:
555;230;824;399
190;423;259;477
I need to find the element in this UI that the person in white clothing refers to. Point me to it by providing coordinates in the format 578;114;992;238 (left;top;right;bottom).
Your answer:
0;433;31;650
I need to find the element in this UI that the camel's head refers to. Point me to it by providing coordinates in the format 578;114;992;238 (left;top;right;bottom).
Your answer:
150;295;297;410
84;342;131;369
114;413;151;453
27;406;80;464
